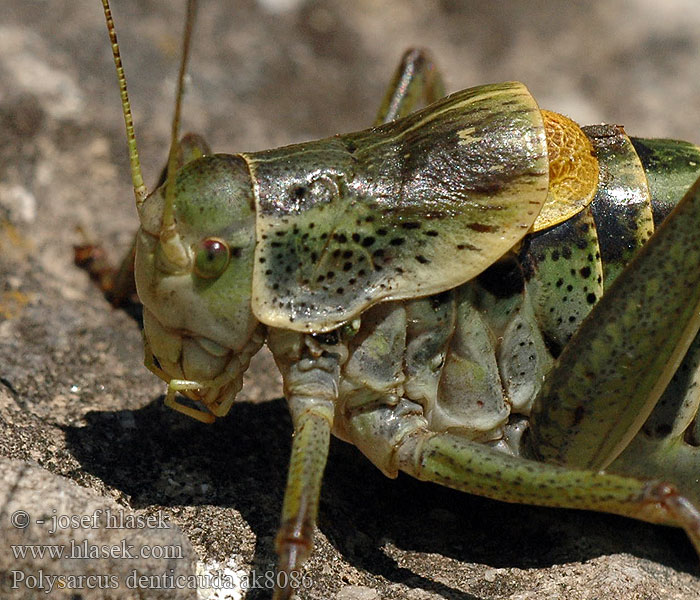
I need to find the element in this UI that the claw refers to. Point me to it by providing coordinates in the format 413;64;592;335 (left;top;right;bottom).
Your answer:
644;482;700;555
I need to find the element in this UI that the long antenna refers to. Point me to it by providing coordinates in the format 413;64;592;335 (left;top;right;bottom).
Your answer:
101;0;148;206
161;0;198;237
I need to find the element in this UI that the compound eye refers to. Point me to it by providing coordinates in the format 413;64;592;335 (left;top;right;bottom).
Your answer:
194;238;230;279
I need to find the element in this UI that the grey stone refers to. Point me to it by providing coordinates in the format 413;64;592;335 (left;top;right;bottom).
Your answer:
0;457;197;599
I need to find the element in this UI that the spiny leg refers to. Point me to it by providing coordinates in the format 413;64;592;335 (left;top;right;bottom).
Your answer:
275;399;333;600
267;330;339;600
342;401;700;555
374;48;446;125
397;427;700;555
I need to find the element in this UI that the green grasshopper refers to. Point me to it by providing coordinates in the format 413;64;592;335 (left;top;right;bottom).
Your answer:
94;0;700;597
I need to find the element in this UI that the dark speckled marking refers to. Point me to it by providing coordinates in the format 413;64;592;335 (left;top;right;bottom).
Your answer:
457;243;480;251
531;169;700;470
521;206;604;350
249;82;549;329
467;222;497;233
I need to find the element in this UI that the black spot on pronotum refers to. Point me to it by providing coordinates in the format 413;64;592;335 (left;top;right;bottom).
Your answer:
415;255;429;264
586;293;597;304
466;222;496;233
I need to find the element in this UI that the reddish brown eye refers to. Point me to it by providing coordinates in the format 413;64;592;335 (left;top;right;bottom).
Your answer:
194;238;230;279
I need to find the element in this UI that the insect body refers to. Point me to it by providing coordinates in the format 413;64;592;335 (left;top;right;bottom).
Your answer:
97;1;700;598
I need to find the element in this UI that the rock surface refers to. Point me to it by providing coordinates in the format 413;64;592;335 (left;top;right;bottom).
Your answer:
2;1;700;599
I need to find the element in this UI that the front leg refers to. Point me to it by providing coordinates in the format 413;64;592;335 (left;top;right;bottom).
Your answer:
267;329;342;600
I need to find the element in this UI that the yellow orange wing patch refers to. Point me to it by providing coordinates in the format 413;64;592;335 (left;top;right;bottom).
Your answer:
532;110;599;232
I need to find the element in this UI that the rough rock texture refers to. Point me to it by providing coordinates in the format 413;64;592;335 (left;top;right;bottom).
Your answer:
2;0;700;599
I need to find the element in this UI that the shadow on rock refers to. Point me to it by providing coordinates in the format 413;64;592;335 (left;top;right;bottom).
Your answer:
323;437;698;575
63;397;698;598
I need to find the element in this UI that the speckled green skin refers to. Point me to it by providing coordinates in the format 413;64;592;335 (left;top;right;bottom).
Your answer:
131;51;700;598
309;126;700;550
529;144;700;472
633;137;700;226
